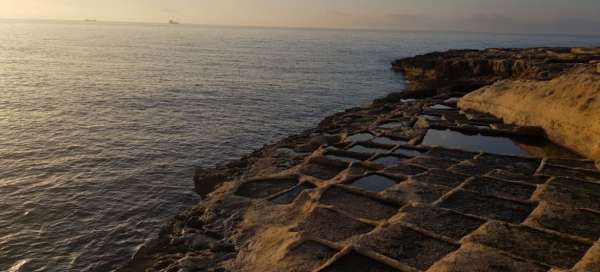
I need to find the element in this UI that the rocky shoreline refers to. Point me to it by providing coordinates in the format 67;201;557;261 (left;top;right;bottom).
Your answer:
121;48;600;271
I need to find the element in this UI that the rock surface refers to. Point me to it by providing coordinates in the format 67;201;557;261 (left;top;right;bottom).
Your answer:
392;47;600;92
120;48;600;272
459;67;600;160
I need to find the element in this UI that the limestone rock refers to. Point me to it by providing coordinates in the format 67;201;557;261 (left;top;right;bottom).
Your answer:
459;67;600;160
122;47;600;272
572;47;600;55
391;48;597;93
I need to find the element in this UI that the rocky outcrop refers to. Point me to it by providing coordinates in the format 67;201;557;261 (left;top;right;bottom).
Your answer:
392;47;600;92
121;48;600;272
459;67;600;160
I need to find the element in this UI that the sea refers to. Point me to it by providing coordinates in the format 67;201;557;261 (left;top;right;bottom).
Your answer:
1;19;599;271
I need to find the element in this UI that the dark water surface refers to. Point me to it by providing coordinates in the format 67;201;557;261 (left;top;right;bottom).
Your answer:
1;19;600;271
422;129;530;157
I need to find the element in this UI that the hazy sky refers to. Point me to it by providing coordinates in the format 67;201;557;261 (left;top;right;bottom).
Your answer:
2;0;600;35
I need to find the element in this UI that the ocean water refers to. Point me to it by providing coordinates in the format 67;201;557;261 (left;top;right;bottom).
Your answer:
1;19;599;271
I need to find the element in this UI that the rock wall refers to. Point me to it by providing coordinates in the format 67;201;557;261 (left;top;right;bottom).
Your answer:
459;67;600;160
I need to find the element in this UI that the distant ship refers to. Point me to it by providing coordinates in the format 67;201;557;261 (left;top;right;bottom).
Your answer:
169;20;179;25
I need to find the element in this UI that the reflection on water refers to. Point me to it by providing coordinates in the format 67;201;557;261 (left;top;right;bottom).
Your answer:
394;148;423;158
325;153;363;163
372;156;406;167
422;129;530;157
430;104;453;110
423;129;529;157
422;114;443;121
347;144;390;154
517;140;581;159
421;129;578;158
348;133;375;143
350;174;397;192
377;122;404;129
1;19;599;271
371;137;408;146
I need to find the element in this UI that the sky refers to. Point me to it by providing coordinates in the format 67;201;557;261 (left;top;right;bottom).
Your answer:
1;0;600;35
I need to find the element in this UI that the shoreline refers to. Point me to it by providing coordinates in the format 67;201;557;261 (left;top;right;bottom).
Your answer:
121;47;600;271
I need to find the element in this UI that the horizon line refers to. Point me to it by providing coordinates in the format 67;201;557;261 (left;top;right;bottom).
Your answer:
2;17;600;39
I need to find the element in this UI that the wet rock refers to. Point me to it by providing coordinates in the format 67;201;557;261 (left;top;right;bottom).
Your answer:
295;135;328;153
194;169;229;197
